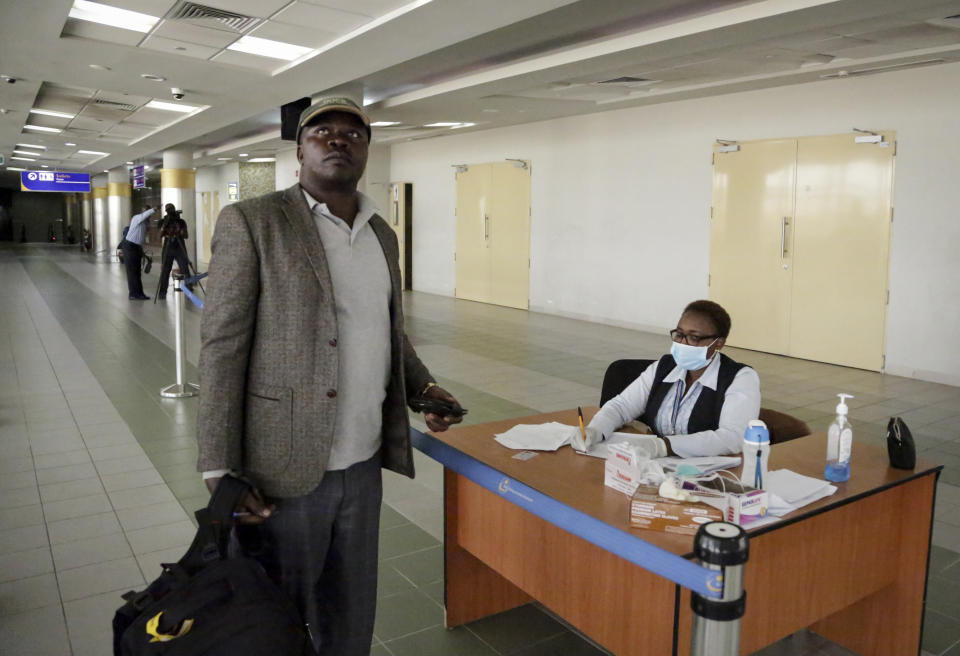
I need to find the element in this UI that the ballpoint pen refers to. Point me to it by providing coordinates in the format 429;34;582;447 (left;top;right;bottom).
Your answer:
577;406;586;449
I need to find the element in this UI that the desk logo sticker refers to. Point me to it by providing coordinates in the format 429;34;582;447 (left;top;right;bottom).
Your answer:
497;477;533;503
706;573;724;593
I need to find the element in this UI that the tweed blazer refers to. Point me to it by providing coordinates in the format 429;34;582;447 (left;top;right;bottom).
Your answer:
197;183;433;498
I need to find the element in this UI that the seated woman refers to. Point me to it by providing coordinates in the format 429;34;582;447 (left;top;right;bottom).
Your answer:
576;300;760;457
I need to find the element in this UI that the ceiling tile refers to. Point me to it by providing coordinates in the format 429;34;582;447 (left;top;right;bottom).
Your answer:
61;19;144;47
299;0;401;16
38;83;97;101
248;20;339;48
197;0;293;19
211;49;282;72
140;34;220;59
105;123;154;138
96;91;152;106
152;21;239;48
273;2;370;34
70;116;113;131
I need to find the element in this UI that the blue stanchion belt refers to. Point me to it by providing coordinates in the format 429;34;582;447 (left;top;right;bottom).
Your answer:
181;285;204;310
410;428;723;599
184;272;208;286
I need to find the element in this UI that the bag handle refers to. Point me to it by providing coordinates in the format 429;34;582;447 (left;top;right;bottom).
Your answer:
177;474;253;572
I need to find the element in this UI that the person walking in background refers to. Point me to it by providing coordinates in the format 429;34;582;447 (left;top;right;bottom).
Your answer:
197;96;464;655
156;203;191;300
121;205;155;300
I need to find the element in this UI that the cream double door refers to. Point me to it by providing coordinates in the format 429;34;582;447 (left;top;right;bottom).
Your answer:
455;161;531;310
710;133;895;371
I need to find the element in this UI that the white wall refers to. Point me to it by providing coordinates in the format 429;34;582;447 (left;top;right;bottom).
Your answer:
275;147;299;190
360;145;392;219
390;62;960;385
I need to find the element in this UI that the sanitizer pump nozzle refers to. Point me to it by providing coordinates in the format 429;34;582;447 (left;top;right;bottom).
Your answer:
825;393;855;482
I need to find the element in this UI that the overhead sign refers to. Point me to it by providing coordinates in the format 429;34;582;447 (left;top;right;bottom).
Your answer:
132;165;145;189
0;154;4;165
20;170;91;193
228;182;238;201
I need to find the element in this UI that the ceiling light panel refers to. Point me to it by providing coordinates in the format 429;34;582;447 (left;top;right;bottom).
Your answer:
11;157;37;162
145;100;201;113
68;0;160;32
274;2;371;33
227;35;313;60
24;125;63;133
247;157;275;162
17;143;47;150
62;19;143;46
77;149;109;155
30;108;76;119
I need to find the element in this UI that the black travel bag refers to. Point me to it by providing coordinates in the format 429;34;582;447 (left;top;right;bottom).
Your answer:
112;475;315;656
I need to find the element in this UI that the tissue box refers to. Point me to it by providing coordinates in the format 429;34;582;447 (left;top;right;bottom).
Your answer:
629;486;723;535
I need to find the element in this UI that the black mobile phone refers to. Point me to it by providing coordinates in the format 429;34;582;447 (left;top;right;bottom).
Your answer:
409;397;468;417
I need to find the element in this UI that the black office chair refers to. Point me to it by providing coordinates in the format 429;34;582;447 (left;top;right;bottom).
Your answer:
599;359;655;406
758;408;811;444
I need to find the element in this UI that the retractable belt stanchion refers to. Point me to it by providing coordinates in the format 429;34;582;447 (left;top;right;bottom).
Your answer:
160;273;199;398
691;522;748;656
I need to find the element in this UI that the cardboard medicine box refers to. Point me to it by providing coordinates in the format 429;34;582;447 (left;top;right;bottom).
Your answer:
629;486;723;535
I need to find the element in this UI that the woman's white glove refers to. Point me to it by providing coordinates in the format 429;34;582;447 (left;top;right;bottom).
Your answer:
571;426;604;452
633;435;669;459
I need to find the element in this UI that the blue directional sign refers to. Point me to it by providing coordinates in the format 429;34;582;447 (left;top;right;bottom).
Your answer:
132;165;145;190
20;171;91;193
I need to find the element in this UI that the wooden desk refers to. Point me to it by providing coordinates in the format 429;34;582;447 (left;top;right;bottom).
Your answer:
438;409;942;655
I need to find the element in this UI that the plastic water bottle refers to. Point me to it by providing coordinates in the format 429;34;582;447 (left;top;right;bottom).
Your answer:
741;420;770;490
825;393;854;482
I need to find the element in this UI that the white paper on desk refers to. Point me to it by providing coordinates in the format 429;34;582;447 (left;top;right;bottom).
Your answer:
494;422;577;451
577;432;657;459
765;469;837;506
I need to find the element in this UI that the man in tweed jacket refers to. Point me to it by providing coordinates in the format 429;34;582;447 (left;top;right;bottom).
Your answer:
196;96;462;655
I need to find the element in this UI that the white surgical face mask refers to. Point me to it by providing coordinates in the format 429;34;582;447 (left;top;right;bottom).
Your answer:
670;338;718;371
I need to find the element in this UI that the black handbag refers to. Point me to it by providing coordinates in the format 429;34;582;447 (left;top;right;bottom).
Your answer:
142;253;153;274
112;475;315;656
886;417;917;470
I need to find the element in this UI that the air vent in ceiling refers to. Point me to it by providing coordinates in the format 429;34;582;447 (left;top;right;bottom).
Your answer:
168;1;259;33
94;99;138;112
597;76;653;84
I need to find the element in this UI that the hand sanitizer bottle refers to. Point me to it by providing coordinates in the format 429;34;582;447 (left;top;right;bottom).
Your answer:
825;393;854;482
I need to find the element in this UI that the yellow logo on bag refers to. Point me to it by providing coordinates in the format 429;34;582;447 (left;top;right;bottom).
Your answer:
146;611;194;643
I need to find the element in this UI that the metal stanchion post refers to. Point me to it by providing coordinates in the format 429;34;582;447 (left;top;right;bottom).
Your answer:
160;273;199;398
690;522;748;656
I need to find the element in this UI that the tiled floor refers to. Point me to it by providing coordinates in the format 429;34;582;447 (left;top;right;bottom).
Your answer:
1;242;958;656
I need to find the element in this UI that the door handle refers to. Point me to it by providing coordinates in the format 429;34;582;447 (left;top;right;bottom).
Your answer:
484;214;489;244
781;216;790;269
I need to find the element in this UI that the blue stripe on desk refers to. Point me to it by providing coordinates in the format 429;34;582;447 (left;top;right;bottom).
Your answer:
410;429;723;599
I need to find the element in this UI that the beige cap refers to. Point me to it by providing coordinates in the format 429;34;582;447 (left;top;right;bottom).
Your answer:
296;96;370;143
